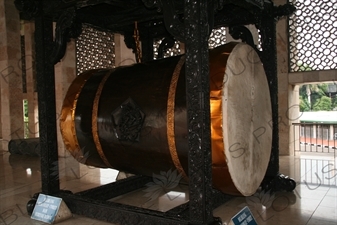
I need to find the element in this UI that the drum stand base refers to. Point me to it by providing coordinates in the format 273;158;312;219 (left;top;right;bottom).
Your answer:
26;175;232;224
261;174;297;193
26;174;296;224
26;175;296;224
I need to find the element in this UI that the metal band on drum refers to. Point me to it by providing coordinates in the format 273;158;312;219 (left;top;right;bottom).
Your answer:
92;73;113;168
167;55;188;180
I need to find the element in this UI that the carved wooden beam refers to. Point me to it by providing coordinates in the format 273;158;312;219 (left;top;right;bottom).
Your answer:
14;0;40;19
51;8;82;64
157;36;175;59
229;26;256;50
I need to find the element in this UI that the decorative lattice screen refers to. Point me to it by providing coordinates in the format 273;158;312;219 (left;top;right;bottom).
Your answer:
289;0;337;72
208;27;226;49
76;24;115;75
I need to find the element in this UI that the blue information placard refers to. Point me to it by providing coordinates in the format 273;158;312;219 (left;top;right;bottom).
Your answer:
231;206;258;225
31;194;62;224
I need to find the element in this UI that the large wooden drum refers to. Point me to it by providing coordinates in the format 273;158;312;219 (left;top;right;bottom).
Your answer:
60;42;272;196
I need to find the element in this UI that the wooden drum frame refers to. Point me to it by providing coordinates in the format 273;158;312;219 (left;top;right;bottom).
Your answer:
60;42;272;196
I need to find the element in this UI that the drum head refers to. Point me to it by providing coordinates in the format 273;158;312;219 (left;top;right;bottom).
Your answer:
222;43;272;196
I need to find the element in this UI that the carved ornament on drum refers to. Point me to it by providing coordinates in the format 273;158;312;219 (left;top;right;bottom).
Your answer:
112;98;145;143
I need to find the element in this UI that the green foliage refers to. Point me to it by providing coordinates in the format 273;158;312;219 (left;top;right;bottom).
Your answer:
332;95;337;110
299;83;335;112
297;62;312;72
23;99;28;122
312;96;331;111
299;96;310;112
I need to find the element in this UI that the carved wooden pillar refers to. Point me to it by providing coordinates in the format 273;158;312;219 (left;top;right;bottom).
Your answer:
35;12;60;194
184;0;214;224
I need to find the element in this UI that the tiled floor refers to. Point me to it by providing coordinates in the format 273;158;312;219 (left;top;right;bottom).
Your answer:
0;150;336;225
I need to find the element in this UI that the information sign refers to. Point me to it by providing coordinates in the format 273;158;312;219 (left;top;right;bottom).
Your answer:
31;194;62;224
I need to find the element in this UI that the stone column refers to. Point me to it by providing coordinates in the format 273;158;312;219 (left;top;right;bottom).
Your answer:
54;39;76;157
329;125;334;140
289;85;300;154
0;0;24;150
290;85;300;153
23;21;39;138
275;0;299;155
312;124;317;139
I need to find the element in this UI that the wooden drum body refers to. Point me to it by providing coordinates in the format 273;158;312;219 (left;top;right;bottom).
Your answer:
60;42;272;196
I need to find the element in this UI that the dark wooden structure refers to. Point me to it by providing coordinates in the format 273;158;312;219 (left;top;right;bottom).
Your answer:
15;0;296;224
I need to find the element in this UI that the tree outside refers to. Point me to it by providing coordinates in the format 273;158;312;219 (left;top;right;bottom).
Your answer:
299;83;337;112
23;99;29;138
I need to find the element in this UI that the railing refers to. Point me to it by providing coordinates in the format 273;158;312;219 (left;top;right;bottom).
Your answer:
293;123;337;154
299;158;337;188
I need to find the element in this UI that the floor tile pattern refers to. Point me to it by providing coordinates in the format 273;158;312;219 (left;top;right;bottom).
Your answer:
1;150;336;225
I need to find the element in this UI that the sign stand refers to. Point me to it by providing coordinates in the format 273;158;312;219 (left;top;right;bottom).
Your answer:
31;194;72;224
230;206;258;225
